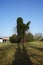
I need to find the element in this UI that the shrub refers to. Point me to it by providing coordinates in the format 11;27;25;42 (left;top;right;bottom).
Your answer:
9;34;17;43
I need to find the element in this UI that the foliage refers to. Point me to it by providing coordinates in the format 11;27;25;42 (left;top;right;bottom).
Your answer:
9;32;34;43
26;32;34;42
17;17;31;44
9;34;17;43
40;38;43;41
17;17;23;43
34;33;43;41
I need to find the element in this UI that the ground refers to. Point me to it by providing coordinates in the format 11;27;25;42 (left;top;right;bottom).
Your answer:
0;41;43;65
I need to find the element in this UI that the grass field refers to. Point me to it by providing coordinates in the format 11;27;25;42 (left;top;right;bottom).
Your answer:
0;41;43;65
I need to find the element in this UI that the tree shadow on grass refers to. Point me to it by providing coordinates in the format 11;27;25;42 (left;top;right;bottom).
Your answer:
12;44;33;65
29;46;43;52
29;51;43;65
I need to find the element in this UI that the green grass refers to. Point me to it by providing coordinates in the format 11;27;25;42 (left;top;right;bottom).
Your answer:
0;43;17;65
0;41;43;65
25;41;43;65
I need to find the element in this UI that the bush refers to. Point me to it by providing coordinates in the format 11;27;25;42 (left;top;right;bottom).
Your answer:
9;32;34;43
40;38;43;41
26;32;34;42
9;34;17;43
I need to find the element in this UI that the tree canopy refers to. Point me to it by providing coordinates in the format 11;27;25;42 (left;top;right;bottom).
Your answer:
17;17;31;44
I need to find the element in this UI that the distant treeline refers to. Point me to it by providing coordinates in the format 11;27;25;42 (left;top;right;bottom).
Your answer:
9;32;43;43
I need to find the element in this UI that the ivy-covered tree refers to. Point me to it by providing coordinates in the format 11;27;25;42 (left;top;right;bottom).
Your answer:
17;17;31;45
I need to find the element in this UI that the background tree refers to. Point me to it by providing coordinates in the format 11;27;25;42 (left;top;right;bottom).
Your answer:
34;33;43;41
9;34;17;43
26;32;34;42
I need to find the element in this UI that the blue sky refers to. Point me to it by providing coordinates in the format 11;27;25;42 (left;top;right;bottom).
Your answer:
0;0;43;37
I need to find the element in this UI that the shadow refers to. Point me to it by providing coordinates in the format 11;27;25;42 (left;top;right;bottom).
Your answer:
33;56;43;65
29;46;43;52
12;45;33;65
28;50;42;57
27;49;43;65
31;54;43;65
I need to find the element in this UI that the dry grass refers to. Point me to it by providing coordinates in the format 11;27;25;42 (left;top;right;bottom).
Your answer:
25;41;43;65
0;41;43;65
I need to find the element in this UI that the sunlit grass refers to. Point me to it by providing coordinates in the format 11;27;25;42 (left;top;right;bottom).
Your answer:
0;41;43;65
25;41;43;65
0;42;17;65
